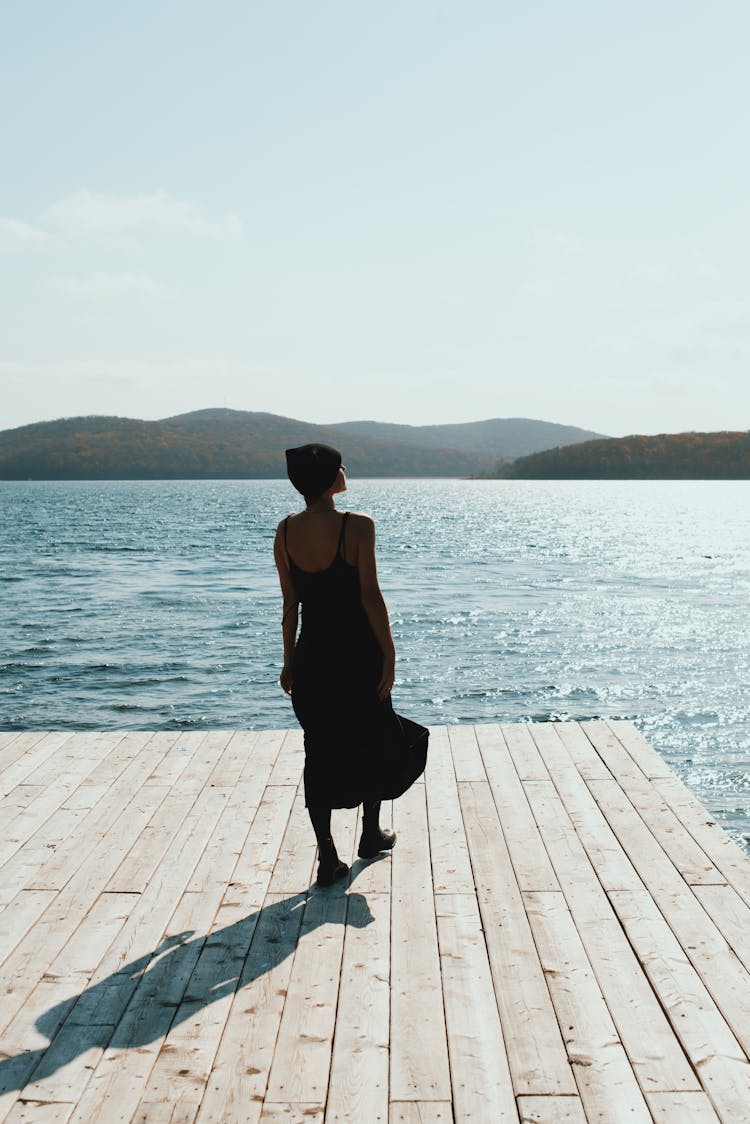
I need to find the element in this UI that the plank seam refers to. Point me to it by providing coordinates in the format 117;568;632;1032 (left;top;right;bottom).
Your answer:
530;724;704;1096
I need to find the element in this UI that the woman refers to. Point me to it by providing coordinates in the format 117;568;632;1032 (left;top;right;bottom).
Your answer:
273;442;400;886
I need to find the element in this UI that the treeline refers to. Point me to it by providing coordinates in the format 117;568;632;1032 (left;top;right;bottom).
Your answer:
500;431;750;479
0;409;496;480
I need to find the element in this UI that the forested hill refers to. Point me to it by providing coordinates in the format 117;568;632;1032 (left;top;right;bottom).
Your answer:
330;417;605;458
500;431;750;479
0;409;499;480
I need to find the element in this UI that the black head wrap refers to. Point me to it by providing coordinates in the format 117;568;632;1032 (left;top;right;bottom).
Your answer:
285;443;342;500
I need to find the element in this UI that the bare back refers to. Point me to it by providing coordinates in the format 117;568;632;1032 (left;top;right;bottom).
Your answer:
281;510;361;573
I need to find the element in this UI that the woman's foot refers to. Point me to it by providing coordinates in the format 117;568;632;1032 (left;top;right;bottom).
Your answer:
316;839;349;886
358;826;397;860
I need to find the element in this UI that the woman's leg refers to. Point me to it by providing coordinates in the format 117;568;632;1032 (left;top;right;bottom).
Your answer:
307;802;348;885
359;799;396;859
308;802;332;846
362;799;380;834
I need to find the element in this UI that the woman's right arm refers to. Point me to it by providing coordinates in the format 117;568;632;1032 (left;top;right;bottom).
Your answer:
274;523;299;695
356;516;396;700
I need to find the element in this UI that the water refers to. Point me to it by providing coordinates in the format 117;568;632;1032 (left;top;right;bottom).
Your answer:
1;478;748;852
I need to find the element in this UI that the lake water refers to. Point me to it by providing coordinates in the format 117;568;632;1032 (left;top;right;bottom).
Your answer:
1;478;748;853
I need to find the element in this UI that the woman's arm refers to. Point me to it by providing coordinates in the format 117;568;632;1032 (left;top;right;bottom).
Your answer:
355;516;396;700
273;523;299;695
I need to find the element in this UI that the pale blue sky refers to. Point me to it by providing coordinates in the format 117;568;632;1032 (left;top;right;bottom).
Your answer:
2;1;749;435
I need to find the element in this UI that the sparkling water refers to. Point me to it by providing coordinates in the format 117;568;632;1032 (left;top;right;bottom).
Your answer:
1;478;748;851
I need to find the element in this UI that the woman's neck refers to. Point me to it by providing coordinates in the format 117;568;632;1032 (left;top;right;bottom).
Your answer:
305;498;336;514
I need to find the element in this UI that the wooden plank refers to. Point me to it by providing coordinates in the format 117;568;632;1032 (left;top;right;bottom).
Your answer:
70;890;229;1122
18;732;119;790
207;730;263;788
586;777;750;1058
0;783;44;819
532;724;646;893
389;781;451;1102
0;733;124;866
267;791;317;894
516;1096;587;1122
140;730;200;787
651;771;750;908
326;891;390;1122
46;892;141;981
423;725;474;894
553;722;612;781
0;976;86;1118
457;779;576;1095
646;1090;721;1122
476;724;559;892
388;1105;453;1124
522;778;701;1094
606;720;675;780
0;782;170;1037
66;729;154;792
186;781;262;897
0;732;70;795
105;792;198;893
347;801;393;897
263;886;348;1105
609;888;750;1121
446;723;485;782
0;730;22;753
134;898;260;1122
1;892;139;1110
227;784;298;908
83;786;232;987
0;973;111;1115
268;729;304;786
693;883;750;973
0;732;155;901
435;893;517;1120
17;733;173;898
500;723;549;780
67;777;259;1116
4;1102;75;1123
0;889;56;965
581;722;726;885
196;890;307;1123
259;1107;323;1122
188;730;287;898
176;730;235;793
523;889;651;1121
236;728;286;785
13;1022;115;1110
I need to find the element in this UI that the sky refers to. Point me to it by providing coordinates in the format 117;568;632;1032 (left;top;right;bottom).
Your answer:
1;1;749;437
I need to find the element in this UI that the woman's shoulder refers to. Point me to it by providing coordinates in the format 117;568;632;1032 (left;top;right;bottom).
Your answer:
275;513;296;537
345;510;375;531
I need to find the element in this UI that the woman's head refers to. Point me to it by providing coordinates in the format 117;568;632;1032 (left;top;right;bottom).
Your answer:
285;443;344;504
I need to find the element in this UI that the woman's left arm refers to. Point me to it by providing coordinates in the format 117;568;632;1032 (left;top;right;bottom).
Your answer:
273;523;299;694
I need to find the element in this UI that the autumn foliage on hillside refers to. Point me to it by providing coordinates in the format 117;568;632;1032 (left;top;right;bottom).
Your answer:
0;409;496;480
500;431;750;479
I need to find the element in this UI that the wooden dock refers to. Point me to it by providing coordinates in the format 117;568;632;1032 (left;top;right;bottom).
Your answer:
1;722;749;1123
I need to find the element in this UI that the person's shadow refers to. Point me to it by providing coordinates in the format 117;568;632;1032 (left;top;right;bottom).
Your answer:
0;860;380;1097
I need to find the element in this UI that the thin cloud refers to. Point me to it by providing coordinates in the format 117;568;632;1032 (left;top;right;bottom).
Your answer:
41;190;243;238
0;217;50;247
44;272;163;300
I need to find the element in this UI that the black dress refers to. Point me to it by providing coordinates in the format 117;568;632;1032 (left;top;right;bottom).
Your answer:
286;512;390;809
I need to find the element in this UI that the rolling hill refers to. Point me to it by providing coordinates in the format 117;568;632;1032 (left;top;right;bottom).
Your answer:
329;417;605;458
0;410;492;480
0;409;604;480
499;431;750;479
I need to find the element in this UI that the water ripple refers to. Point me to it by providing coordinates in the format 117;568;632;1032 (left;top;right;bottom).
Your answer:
1;476;748;853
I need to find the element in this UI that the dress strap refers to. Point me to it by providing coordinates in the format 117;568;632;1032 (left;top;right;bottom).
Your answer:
337;512;349;558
